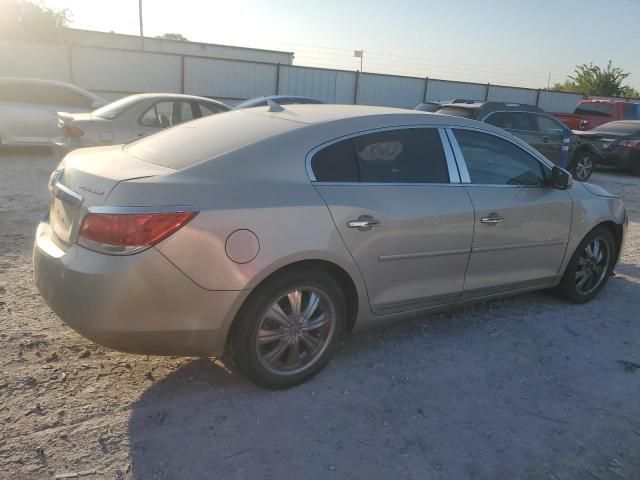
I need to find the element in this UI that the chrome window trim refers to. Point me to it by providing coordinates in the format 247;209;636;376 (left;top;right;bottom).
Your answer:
87;205;199;215
444;125;555;188
482;110;568;136
306;124;459;185
438;128;461;183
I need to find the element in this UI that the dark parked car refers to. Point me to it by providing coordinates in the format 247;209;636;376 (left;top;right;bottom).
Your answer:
437;102;600;181
574;121;640;175
235;95;324;109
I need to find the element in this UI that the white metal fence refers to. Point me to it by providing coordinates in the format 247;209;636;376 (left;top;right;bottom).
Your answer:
0;38;626;112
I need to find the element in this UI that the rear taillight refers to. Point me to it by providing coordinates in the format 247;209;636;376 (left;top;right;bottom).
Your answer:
620;140;640;149
78;209;197;255
63;125;84;137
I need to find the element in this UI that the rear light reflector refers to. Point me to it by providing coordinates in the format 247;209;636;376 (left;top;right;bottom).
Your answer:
620;140;640;149
63;125;84;137
78;209;197;255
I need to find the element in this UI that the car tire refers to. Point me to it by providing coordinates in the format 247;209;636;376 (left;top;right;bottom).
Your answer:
570;151;594;181
558;226;616;304
230;268;347;389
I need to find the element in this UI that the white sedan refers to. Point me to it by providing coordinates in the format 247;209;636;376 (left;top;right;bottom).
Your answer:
0;77;104;146
55;93;230;149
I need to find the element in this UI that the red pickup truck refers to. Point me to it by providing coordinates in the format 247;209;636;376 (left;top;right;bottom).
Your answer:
554;99;640;130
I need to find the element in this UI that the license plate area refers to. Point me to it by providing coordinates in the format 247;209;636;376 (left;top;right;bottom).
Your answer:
50;196;80;245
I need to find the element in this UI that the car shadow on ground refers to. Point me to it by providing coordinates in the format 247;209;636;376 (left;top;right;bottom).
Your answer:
126;275;640;480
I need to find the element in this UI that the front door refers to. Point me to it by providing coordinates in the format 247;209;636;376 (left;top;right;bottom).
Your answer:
310;127;475;314
449;128;572;294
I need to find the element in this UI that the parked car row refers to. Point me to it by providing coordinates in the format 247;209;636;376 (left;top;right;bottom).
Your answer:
553;99;640;131
0;77;324;149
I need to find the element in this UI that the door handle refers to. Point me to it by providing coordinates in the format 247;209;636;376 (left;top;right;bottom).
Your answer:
348;216;381;231
480;214;504;225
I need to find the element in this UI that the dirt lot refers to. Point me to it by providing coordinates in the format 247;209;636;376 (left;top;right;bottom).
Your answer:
1;148;639;480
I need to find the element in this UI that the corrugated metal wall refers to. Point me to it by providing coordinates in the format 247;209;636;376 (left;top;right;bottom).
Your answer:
184;57;277;100
0;39;600;113
278;66;356;104
72;46;182;94
487;85;538;105
538;91;583;113
0;39;71;82
426;79;488;103
357;74;425;108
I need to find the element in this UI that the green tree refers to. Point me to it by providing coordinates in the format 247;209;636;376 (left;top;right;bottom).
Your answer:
155;33;189;41
553;61;638;98
0;0;70;43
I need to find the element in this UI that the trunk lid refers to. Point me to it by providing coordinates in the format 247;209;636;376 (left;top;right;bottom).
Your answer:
50;145;173;249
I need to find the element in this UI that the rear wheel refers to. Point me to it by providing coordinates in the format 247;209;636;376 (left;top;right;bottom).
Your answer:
230;269;346;389
571;152;594;181
558;227;616;303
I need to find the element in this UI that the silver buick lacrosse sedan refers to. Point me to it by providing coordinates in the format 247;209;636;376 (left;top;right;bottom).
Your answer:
34;104;627;388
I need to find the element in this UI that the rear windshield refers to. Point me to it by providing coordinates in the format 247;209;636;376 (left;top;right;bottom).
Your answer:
125;110;303;169
592;121;640;136
574;103;615;117
436;107;475;119
93;96;142;119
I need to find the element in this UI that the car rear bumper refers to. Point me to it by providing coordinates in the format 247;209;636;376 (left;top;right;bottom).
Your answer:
33;221;248;357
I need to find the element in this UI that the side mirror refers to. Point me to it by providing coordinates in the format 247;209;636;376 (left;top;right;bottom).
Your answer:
549;166;573;189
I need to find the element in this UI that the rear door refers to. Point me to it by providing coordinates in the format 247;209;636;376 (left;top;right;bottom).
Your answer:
448;128;572;293
311;127;475;315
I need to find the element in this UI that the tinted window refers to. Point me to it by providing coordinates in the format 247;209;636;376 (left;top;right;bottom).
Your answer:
486;112;536;131
574;103;614;117
622;103;636;120
437;107;475;119
535;114;566;134
311;128;449;183
454;129;546;186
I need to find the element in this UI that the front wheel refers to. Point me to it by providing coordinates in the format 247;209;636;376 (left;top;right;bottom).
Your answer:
571;152;594;181
230;269;346;389
558;227;616;303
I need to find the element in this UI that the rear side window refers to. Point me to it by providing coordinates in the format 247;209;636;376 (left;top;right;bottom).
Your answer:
311;128;449;184
453;129;546;186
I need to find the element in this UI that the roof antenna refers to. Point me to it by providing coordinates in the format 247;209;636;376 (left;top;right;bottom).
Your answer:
266;98;285;112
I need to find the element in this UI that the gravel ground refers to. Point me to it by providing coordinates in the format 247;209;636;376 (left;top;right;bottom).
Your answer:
1;148;639;480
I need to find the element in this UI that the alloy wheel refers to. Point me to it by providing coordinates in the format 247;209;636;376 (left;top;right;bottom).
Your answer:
574;155;593;181
255;287;336;376
575;237;610;295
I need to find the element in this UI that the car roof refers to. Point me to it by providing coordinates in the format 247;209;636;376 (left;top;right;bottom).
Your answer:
0;77;102;99
123;93;227;103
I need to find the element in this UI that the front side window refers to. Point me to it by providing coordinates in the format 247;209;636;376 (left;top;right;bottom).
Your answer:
311;128;449;184
179;102;196;123
453;129;546;186
485;112;537;132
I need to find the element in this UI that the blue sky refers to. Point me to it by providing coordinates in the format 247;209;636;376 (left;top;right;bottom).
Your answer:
43;0;640;89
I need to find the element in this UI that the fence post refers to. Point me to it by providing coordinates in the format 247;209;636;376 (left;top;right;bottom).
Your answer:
484;83;490;101
180;55;185;94
67;44;74;83
423;77;429;103
275;62;281;95
535;88;541;107
353;70;360;104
